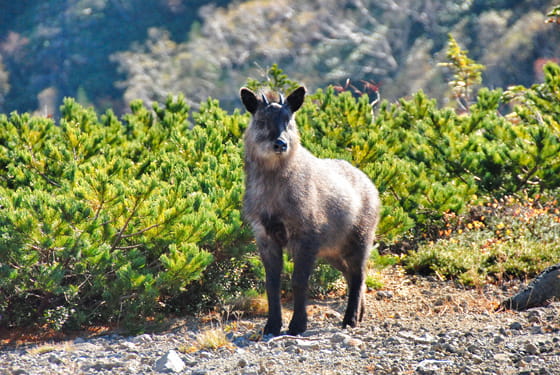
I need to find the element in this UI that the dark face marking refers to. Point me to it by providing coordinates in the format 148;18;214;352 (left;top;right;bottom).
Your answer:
253;104;293;153
241;87;306;160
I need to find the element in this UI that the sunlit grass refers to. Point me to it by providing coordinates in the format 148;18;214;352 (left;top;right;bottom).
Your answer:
365;273;384;290
195;327;232;350
226;290;268;317
27;341;74;355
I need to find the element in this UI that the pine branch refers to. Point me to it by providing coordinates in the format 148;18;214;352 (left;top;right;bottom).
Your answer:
121;223;161;239
93;198;105;222
516;165;541;190
110;197;142;251
115;244;144;250
25;143;62;188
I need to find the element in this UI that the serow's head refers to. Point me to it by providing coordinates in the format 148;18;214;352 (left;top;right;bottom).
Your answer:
240;86;306;164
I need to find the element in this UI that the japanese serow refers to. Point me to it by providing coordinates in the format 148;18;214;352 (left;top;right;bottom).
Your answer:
240;86;380;336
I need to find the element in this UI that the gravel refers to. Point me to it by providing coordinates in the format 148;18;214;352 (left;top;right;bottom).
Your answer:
1;268;559;375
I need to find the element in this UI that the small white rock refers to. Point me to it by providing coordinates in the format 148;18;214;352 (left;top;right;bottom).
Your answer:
416;359;454;374
330;332;351;344
154;350;186;373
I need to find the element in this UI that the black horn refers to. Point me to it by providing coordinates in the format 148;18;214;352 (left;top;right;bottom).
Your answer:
279;93;285;105
261;93;269;106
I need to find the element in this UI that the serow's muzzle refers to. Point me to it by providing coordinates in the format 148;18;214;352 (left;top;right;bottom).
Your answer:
273;138;288;153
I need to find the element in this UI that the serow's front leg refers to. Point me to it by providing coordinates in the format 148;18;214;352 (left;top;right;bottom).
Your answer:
288;253;315;335
260;240;283;336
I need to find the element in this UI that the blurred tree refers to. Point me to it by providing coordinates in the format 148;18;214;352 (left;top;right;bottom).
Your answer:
0;0;216;114
0;0;559;114
111;27;221;109
438;35;485;111
0;56;9;110
480;11;548;88
111;0;559;111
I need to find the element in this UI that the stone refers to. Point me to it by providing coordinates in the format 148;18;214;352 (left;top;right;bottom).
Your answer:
467;344;480;354
500;264;560;310
471;355;483;364
416;359;454;374
87;361;125;371
493;353;511;362
198;351;212;360
525;342;539;355
330;333;351;344
324;310;343;320
509;322;523;330
2;277;560;375
531;325;543;334
47;354;64;365
119;341;139;351
414;333;437;345
134;333;154;343
493;334;505;344
343;337;363;348
153;350;186;373
376;290;394;300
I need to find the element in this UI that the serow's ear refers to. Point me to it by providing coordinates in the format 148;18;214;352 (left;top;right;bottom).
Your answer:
240;87;259;114
286;86;306;113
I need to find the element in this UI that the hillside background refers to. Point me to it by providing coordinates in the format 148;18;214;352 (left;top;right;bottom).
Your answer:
0;0;558;115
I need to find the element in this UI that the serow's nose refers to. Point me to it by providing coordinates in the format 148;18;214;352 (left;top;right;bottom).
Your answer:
273;138;288;153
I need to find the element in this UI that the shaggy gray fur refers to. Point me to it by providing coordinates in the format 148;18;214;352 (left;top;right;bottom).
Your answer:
240;86;381;336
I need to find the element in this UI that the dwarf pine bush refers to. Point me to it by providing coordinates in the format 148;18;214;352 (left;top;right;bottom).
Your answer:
298;62;560;243
1;59;559;329
0;96;251;328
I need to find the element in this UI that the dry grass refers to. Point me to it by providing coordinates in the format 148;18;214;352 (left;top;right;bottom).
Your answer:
179;325;234;353
227;294;269;317
195;327;233;350
26;341;75;356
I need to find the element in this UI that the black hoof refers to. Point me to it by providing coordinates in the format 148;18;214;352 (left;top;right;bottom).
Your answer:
288;319;307;336
263;321;282;336
342;317;358;329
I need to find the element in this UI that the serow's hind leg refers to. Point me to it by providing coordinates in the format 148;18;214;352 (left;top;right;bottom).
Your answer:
342;235;371;329
342;271;366;328
358;286;367;322
325;255;366;328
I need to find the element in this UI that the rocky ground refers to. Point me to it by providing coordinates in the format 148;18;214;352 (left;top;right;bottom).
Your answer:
1;267;559;375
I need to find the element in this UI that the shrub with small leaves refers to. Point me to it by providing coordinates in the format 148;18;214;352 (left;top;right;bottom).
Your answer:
1;58;559;330
404;192;560;286
0;96;251;329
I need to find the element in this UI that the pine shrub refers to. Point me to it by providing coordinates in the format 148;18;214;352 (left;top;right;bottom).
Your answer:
1;60;559;329
0;96;251;329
